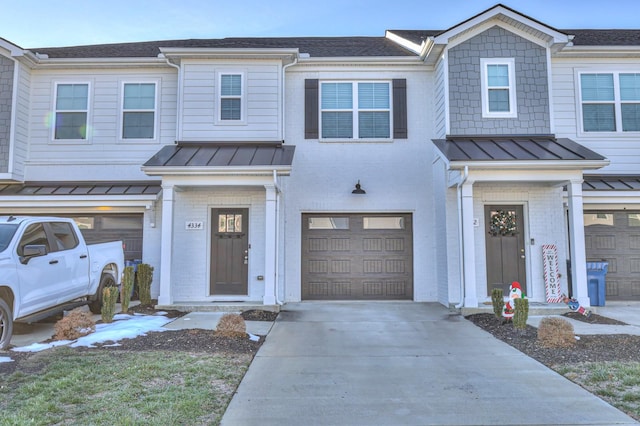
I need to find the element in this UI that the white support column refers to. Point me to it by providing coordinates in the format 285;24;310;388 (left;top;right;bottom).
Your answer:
461;181;478;307
157;184;174;306
567;180;590;306
263;184;277;305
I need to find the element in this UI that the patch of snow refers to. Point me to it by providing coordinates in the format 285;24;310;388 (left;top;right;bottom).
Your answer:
248;333;259;342
11;314;172;353
0;356;14;363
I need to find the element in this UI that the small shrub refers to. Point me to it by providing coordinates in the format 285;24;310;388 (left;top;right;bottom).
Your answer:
121;266;135;313
137;263;154;306
101;286;119;323
537;317;575;348
513;298;529;329
215;313;247;338
491;288;504;319
54;308;96;340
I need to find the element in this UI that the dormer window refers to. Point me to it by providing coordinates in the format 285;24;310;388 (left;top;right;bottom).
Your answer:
480;58;517;118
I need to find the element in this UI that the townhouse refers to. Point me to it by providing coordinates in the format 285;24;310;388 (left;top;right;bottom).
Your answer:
0;4;638;312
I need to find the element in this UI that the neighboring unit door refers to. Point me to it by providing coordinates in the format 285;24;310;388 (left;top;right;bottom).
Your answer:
485;205;527;296
210;208;248;295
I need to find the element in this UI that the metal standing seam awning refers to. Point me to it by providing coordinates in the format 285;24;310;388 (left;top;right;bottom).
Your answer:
0;182;161;197
431;135;608;169
141;142;295;175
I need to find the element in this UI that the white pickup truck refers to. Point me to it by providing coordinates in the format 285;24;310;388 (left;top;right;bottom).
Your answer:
0;216;124;349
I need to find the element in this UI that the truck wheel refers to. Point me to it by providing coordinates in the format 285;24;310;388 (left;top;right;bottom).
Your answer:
88;273;117;314
0;298;13;350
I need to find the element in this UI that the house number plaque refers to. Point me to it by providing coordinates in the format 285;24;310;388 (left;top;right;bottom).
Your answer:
185;221;204;230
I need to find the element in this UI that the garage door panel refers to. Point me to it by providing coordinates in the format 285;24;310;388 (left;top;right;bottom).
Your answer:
585;211;640;300
302;213;413;300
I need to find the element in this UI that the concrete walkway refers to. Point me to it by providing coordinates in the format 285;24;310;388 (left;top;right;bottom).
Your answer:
221;302;638;426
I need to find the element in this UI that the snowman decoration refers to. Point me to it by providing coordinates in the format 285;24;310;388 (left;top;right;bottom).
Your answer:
502;281;524;320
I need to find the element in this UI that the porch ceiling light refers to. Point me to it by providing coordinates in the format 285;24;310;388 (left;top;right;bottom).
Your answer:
352;180;366;194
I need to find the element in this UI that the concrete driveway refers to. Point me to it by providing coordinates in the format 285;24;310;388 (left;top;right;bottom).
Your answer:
221;302;638;426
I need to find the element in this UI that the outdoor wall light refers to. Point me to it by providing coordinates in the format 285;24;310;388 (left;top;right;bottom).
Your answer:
352;180;366;194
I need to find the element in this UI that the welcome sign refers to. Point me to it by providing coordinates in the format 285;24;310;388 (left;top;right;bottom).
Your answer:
542;244;563;303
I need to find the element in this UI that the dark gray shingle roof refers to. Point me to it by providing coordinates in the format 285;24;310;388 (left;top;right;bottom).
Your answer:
564;30;640;46
31;37;416;59
143;142;295;168
432;135;606;162
30;28;640;60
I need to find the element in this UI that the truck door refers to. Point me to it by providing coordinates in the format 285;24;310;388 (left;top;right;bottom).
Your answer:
15;223;64;315
45;222;90;303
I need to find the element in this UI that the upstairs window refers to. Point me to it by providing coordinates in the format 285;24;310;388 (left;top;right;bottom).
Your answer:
122;83;156;139
580;72;640;133
219;73;243;121
54;83;89;140
480;58;517;118
320;81;390;139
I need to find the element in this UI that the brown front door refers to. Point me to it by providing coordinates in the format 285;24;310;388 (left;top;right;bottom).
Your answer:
210;208;248;295
485;205;527;296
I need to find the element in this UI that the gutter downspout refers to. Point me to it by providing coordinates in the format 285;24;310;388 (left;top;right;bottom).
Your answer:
281;55;298;141
455;166;469;309
273;170;283;305
162;55;182;141
271;55;297;306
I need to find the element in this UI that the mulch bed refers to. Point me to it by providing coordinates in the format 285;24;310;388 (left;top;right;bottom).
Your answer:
1;307;279;376
466;313;640;367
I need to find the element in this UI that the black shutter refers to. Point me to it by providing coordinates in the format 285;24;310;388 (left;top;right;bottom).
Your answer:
305;79;319;139
393;79;407;139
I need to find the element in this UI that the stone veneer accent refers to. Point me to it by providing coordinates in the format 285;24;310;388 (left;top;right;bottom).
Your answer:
448;26;551;135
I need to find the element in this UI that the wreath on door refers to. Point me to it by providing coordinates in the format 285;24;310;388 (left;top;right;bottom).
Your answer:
489;210;518;236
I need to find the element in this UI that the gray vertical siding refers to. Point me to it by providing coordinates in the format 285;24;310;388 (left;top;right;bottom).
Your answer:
0;56;14;173
448;26;550;135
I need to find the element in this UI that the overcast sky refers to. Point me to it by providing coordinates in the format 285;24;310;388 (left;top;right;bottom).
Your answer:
3;0;639;49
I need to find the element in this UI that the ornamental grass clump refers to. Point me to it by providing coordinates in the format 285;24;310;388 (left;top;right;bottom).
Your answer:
137;263;154;306
101;285;119;323
120;265;135;313
215;313;247;338
537;317;576;348
513;298;529;329
54;308;96;340
491;288;504;319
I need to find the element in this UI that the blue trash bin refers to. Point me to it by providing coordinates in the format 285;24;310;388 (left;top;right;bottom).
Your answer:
586;262;608;306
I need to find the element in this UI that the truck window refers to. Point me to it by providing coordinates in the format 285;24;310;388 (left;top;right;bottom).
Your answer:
18;223;49;256
0;224;18;252
48;222;79;251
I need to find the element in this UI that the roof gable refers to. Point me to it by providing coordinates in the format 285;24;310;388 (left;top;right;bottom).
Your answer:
433;4;569;48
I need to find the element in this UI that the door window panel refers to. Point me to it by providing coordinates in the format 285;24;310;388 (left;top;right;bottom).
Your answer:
308;217;349;230
218;214;243;233
363;217;405;229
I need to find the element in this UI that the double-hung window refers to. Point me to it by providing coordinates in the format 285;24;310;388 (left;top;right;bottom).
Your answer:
54;83;89;140
219;73;243;121
480;58;517;118
122;82;156;139
580;72;640;132
320;81;391;139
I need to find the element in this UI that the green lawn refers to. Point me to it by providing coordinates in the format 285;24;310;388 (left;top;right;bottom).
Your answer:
0;347;251;426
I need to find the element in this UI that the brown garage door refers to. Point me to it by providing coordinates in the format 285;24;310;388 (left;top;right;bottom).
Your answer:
301;213;413;300
65;214;143;261
585;211;640;300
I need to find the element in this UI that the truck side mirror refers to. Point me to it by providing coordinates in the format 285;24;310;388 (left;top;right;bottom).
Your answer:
20;244;48;264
